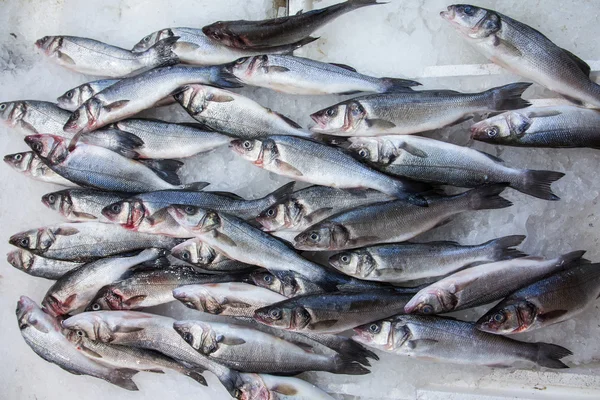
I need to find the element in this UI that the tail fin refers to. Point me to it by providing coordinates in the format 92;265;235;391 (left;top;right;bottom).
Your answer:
211;67;243;89
557;250;587;269
330;336;379;365
387;178;431;206
107;367;139;391
334;355;371;375
149;36;180;67
380;77;421;93
485;235;527;261
464;183;512;210
265;182;295;204
139;159;183;185
487;82;532;111
182;368;208;386
534;343;572;369
81;129;144;159
515;170;565;200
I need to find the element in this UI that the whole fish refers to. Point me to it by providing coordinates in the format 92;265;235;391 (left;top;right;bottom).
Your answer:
202;0;383;49
238;373;335;400
170;238;257;272
35;35;179;77
441;5;600;109
167;205;390;293
348;135;565;200
251;270;328;297
254;289;412;334
310;83;532;136
470;106;600;149
7;249;83;279
230;135;427;204
293;184;512;251
477;263;600;335
4;151;75;186
0;100;70;135
174;320;368;375
16;296;139;390
61;311;241;396
42;188;130;221
256;186;394;236
42;248;164;316
132;27;316;65
226;55;420;95
404;251;586;314
63;65;241;134
9;222;182;261
329;235;526;283
86;266;250;311
66;331;207;385
175;84;309;138
353;315;572;368
57;79;120;111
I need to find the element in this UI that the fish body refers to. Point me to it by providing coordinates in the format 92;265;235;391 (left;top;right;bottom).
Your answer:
42;188;130;221
4;151;75;186
0;100;71;135
7;249;83;279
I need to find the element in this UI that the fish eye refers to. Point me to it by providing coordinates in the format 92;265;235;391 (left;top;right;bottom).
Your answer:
91;303;101;311
266;208;275;217
263;274;273;284
269;308;281;320
421;304;434;314
242;140;253;150
47;194;56;203
14;153;22;161
358;148;369;158
110;204;121;213
463;5;474;15
340;254;350;263
143;36;150;42
183;332;193;342
184;206;197;215
309;232;320;241
0;104;6;111
486;126;499;137
181;250;191;260
493;313;505;322
76;330;85;337
369;323;381;334
20;238;30;247
325;107;336;117
66;91;73;99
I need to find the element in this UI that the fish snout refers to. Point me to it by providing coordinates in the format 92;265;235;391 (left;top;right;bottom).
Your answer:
440;6;456;20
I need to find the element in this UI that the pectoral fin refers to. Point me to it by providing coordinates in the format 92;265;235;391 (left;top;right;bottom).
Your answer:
365;118;396;130
271;384;298;396
114;325;144;333
55;226;80;236
80;345;103;358
57;51;76;65
218;336;246;346
275;160;303;176
222;298;253;308
267;66;290;73
304;208;334;224
492;35;522;57
399;142;428;158
72;211;98;220
104;100;130;112
538;309;569;322
123;295;147;308
310;320;338;330
176;42;201;51
215;231;237;247
407;339;438;349
207;93;235;103
348;236;380;248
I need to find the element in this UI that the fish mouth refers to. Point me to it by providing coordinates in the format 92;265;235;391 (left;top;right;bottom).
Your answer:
228;140;244;155
352;327;373;343
8;233;26;248
440;6;455;20
309;112;327;131
6;250;22;269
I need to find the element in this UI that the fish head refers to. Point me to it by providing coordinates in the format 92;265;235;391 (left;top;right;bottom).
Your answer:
256;202;287;231
441;5;500;39
173;320;218;354
102;199;146;228
353;320;394;349
167;204;219;233
9;229;41;252
329;250;376;278
254;304;310;330
34;36;63;55
250;271;284;295
24;134;68;164
173;285;222;313
235;373;271;400
4;152;34;173
348;138;381;164
293;223;349;251
404;288;454;315
41;189;72;216
86;286;123;311
0;101;25;127
471;112;531;143
57;84;92;111
230;138;264;164
42;293;76;317
310;103;347;133
202;22;233;46
17;296;57;333
63;98;103;134
7;249;35;273
61;312;116;342
132;28;174;52
173;84;208;115
172;239;217;266
476;300;536;334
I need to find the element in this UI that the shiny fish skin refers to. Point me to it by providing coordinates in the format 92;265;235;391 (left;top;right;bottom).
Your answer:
9;222;182;262
226;55;420;95
328;235;526;283
293;184;512;251
310;83;531;136
230;136;427;204
170;238;257;272
42;188;130;222
7;249;83;279
477;263;600;335
0;100;71;135
175;84;309;138
353;315;572;369
404;251;586;315
16;297;140;391
471;106;600;149
35;35;179;78
442;5;600;109
57;79;120;111
251;270;335;297
4;151;75;186
348;135;565;200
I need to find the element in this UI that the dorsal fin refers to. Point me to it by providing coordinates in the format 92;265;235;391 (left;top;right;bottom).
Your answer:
329;63;357;72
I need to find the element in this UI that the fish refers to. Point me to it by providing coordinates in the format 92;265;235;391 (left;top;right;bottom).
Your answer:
328;235;527;283
404;250;586;314
101;182;294;234
225;55;420;95
173;320;369;375
251;270;330;297
441;5;600;109
348;135;565;200
35;35;179;78
353;314;572;369
237;373;335;400
16;296;140;390
42;188;130;221
4;151;75;186
202;0;384;49
86;265;250;311
63;65;241;134
25;135;204;192
42;248;164;316
9;222;183;261
57;79;120;111
310;83;532;136
0;100;71;135
131;27;316;65
230;136;427;204
61;311;241;396
174;84;310;138
7;249;83;279
256;186;394;236
254;289;412;334
476;263;600;335
470;106;600;149
66;332;207;385
170;238;257;272
293;184;512;251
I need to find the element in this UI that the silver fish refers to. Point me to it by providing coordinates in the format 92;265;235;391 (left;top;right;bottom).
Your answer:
9;222;182;261
353;315;571;368
329;235;526;283
42;188;130;222
251;270;329;297
226;55;419;95
470;105;600;149
237;373;335;400
16;296;139;390
404;251;586;314
310;83;532;136
174;84;309;138
4;151;75;186
293;184;512;251
476;263;600;335
35;35;179;78
171;238;257;272
0;100;71;135
7;249;82;279
348;135;565;200
230;136;427;204
63;65;241;134
57;79;120;111
441;5;600;109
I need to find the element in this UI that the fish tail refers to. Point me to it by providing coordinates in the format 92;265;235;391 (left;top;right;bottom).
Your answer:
515;169;565;200
265;181;295;203
534;343;572;369
107;367;140;391
334;355;371;375
558;250;587;268
485;235;527;260
80;130;143;159
384;178;432;206
182;368;208;386
333;339;379;366
487;82;532;111
379;77;422;93
211;67;244;89
138;158;183;186
149;36;180;67
464;183;512;210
